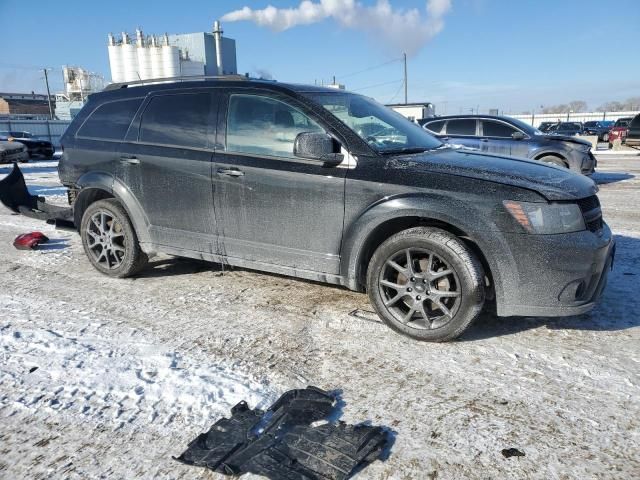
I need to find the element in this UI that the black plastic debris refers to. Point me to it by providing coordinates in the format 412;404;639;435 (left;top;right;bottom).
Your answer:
501;448;525;458
176;386;390;479
0;163;73;223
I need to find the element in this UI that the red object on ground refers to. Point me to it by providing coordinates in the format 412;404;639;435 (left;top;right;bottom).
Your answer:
13;232;49;250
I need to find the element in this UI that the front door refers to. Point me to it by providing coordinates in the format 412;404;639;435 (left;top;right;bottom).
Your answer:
443;118;480;150
213;92;347;274
479;119;516;156
116;90;219;253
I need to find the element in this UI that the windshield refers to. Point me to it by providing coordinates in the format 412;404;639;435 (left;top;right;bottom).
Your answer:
504;117;542;135
304;92;443;153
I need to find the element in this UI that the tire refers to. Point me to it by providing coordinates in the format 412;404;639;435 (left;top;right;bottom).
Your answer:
366;227;485;342
602;133;609;142
80;198;148;277
538;155;567;168
608;142;613;150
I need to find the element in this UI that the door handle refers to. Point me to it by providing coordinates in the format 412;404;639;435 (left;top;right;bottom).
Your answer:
218;168;244;177
480;138;489;142
120;155;140;165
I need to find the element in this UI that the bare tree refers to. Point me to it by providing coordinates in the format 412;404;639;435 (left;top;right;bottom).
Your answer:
567;100;588;113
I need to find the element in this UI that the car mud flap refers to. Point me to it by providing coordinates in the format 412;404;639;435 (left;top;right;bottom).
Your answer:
0;163;73;224
175;386;390;479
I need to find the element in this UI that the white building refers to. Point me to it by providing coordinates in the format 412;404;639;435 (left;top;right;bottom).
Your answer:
387;102;436;122
107;22;237;84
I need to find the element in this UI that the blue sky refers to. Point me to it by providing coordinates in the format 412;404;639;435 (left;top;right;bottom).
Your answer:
1;0;639;113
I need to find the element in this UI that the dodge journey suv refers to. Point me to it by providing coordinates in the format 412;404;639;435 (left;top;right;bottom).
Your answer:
0;77;615;342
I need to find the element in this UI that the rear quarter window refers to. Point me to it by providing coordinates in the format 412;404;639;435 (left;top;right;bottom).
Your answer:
424;120;445;134
76;98;143;140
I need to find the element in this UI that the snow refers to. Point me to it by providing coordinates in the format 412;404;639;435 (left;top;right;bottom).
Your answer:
0;157;639;479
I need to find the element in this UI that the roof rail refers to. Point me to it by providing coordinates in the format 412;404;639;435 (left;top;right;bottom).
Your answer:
103;74;249;91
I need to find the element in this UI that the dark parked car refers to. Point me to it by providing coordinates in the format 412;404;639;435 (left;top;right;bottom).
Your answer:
583;121;614;142
0;140;29;163
0;131;55;159
0;78;614;342
547;122;584;136
608;117;632;148
625;114;640;149
422;115;596;174
537;122;556;133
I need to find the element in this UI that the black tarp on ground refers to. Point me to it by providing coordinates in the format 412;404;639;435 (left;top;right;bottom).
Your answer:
175;386;390;479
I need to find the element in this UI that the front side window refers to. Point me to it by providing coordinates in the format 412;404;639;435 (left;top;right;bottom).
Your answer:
139;93;211;149
226;94;323;158
446;119;477;136
305;92;442;153
482;120;517;138
77;98;142;140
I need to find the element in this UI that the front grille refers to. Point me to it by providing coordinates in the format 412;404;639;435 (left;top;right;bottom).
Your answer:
577;195;603;233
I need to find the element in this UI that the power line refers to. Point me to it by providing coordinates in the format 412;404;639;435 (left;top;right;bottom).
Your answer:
351;78;403;92
336;57;403;81
387;80;405;104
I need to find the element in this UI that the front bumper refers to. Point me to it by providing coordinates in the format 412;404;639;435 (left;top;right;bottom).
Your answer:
491;223;614;317
566;148;596;175
1;151;29;164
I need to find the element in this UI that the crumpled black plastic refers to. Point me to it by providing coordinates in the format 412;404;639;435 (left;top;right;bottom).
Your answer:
175;386;390;479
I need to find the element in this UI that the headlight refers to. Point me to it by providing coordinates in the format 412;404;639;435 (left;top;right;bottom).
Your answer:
504;201;585;234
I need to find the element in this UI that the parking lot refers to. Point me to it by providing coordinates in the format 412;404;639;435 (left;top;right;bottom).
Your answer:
0;153;638;479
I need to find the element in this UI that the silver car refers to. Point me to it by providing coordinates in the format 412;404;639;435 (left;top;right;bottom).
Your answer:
0;141;29;164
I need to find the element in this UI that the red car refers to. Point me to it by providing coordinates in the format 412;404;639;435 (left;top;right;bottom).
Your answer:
608;117;632;148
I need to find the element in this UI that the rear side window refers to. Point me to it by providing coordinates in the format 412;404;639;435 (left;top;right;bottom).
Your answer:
424;120;445;134
482;120;517;138
446;119;476;136
139;93;212;149
77;98;142;140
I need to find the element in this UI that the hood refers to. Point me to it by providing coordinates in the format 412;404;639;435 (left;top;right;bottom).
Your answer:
541;134;591;147
391;148;597;201
0;141;25;152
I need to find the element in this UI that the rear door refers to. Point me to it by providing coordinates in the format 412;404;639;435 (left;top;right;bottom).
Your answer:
443;119;480;150
212;91;347;274
116;89;219;253
479;119;520;156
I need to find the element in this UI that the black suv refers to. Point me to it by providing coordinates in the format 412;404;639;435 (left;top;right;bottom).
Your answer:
422;115;595;174
625;114;640;149
0;78;615;342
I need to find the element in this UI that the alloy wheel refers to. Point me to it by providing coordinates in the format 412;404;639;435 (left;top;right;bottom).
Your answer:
86;210;127;269
378;248;461;329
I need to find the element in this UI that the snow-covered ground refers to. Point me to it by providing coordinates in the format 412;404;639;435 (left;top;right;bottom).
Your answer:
0;156;638;479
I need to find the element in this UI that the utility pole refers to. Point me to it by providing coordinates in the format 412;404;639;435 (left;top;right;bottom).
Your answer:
43;68;54;120
403;52;407;104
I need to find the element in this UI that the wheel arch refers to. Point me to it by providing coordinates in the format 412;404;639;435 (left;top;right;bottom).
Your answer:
341;200;502;305
534;151;568;167
74;172;151;246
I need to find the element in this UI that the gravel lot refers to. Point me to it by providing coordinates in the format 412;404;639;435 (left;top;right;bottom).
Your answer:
1;153;638;479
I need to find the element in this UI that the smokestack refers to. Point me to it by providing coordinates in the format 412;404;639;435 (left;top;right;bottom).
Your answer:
213;20;224;76
108;33;115;46
136;28;144;47
122;32;129;44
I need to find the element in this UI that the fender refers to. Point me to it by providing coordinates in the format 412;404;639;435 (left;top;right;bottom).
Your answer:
340;194;517;309
75;171;152;246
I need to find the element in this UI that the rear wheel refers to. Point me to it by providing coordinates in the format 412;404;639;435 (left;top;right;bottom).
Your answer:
538;155;567;168
366;227;485;342
80;199;148;277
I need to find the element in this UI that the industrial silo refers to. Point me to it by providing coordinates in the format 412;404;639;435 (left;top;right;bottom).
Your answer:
161;33;180;79
121;32;138;82
107;33;124;83
135;29;152;80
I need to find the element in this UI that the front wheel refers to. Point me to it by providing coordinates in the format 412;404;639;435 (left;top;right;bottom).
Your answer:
538;155;567;168
602;133;609;142
366;227;485;342
80;199;148;277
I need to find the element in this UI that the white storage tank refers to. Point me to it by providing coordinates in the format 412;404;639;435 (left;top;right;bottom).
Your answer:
107;33;124;83
161;34;180;78
121;33;138;82
148;36;164;79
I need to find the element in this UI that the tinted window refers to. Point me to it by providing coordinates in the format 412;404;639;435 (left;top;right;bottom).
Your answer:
614;119;630;127
583;121;597;127
482;120;517;137
227;94;323;158
139;93;211;148
425;120;445;134
446;119;476;135
77;98;142;140
630;115;640;128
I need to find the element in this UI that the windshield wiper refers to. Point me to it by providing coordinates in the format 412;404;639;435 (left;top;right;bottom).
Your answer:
380;147;430;155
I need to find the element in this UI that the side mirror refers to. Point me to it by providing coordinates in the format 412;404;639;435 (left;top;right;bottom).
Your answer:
294;132;344;165
511;131;526;140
